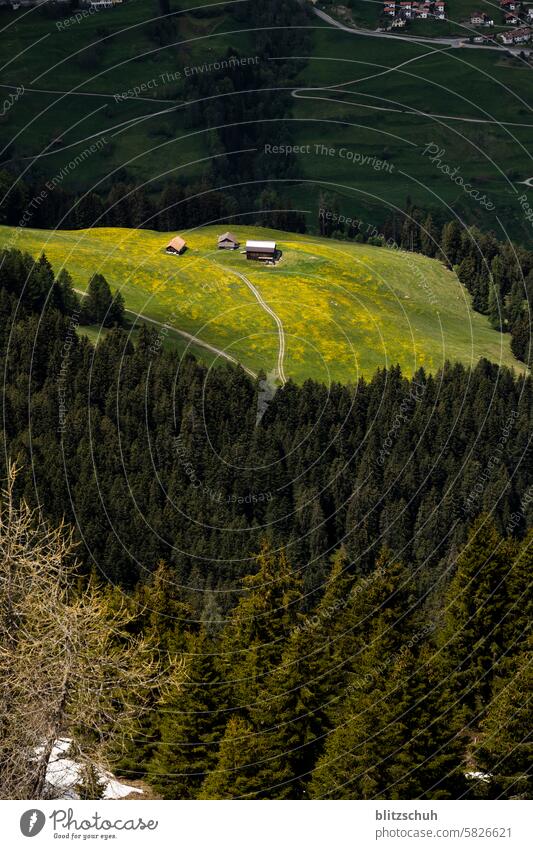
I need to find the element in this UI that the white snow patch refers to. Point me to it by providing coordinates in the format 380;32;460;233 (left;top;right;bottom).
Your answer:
38;738;143;800
465;770;491;783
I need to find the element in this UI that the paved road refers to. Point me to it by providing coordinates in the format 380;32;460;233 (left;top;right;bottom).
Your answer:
232;270;287;386
74;288;257;379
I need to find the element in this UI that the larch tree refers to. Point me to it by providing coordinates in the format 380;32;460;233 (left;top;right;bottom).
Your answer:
0;464;182;800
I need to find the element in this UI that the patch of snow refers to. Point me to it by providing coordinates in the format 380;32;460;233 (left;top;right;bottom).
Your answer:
103;776;142;800
40;738;143;800
465;770;491;783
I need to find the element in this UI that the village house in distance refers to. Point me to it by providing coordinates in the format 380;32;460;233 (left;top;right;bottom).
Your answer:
383;0;533;37
382;0;446;27
165;236;187;255
470;0;533;42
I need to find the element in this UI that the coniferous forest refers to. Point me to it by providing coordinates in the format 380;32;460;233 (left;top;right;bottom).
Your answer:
0;248;531;800
0;0;531;813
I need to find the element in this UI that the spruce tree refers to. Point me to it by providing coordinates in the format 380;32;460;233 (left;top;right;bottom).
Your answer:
220;542;301;705
309;639;464;799
439;518;510;714
510;316;531;366
82;273;124;327
149;631;227;799
54;269;81;315
471;648;532;799
441;221;462;266
244;548;357;798
199;716;259;799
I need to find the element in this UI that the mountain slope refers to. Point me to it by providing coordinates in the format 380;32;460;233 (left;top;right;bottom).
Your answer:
0;224;522;383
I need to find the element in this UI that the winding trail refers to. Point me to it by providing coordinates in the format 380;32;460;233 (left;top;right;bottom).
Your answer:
291;88;533;128
231;270;287;386
73;288;258;379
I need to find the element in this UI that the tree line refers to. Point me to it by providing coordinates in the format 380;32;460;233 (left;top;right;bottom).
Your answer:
318;195;533;370
0;0;309;238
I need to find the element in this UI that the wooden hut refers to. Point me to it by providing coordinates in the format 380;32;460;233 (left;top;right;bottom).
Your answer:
246;240;276;261
217;232;240;250
166;236;186;255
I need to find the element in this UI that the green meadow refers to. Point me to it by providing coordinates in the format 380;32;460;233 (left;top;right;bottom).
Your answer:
0;1;531;242
0;224;522;383
288;28;533;240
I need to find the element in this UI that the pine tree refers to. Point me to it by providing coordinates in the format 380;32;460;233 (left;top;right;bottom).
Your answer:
149;631;227;799
220;542;301;705
199;716;260;799
439;518;510;715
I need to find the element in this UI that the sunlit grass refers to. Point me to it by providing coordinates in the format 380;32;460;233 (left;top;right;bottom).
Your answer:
0;223;522;384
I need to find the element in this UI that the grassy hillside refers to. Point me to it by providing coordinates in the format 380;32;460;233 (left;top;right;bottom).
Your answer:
1;1;532;242
289;28;533;240
0;224;522;383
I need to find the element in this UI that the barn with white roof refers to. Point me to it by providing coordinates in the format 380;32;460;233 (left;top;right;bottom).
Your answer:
246;240;277;262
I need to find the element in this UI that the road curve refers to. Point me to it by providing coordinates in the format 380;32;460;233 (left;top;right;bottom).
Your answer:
312;5;516;52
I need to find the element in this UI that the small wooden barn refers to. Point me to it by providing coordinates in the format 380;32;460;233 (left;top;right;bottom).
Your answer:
166;236;186;255
246;240;276;262
217;232;240;250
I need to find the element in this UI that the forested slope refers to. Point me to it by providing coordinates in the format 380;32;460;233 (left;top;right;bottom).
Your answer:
0;247;531;799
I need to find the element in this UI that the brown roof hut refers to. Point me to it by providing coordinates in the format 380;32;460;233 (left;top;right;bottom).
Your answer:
217;232;240;250
166;236;187;255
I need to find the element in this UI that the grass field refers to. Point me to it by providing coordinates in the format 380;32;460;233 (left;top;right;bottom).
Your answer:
288;27;533;241
0;223;522;384
1;1;532;245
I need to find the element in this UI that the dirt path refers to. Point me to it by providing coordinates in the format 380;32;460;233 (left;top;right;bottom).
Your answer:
231;270;287;386
73;288;257;379
291;88;533;128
